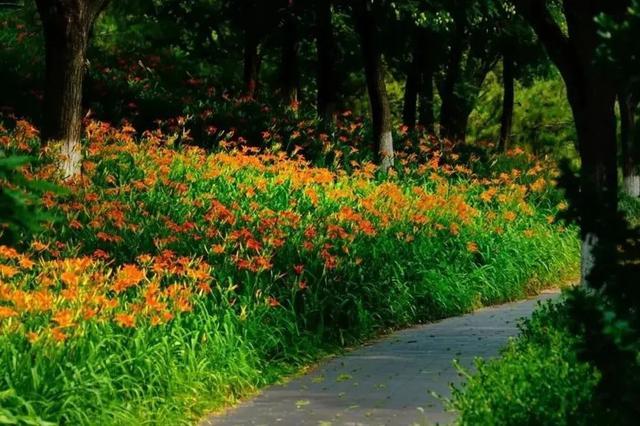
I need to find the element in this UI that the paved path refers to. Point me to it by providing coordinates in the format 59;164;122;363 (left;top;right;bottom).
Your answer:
203;290;560;426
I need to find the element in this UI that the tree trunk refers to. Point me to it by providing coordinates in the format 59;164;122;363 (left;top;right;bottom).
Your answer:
439;91;470;142
402;49;421;128
315;0;338;123
418;64;435;134
439;49;470;140
439;7;466;142
353;0;393;172
514;0;623;288
439;59;492;144
281;0;299;109
499;51;515;152
620;92;640;197
36;0;108;180
568;86;618;287
243;32;261;99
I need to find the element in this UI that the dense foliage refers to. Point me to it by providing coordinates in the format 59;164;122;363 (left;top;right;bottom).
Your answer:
0;121;54;246
452;301;600;425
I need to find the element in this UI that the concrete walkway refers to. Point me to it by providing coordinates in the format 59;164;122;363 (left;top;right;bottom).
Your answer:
203;290;560;426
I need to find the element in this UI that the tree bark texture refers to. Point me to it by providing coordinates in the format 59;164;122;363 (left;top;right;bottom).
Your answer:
516;0;624;286
572;89;618;286
36;0;109;179
315;0;338;123
243;31;261;99
402;48;421;128
439;17;466;142
281;0;300;108
620;92;640;197
353;0;394;172
418;64;435;134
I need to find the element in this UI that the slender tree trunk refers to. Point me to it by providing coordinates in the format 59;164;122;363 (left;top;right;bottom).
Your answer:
353;0;393;172
36;0;108;180
402;49;421;128
620;92;640;197
418;64;435;134
499;51;515;152
315;0;338;123
281;0;299;109
439;28;467;142
416;29;435;134
439;92;470;142
418;62;436;134
243;32;261;99
439;6;467;142
440;62;490;144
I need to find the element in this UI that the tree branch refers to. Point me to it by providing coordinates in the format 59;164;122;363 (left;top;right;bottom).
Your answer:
88;0;110;24
515;0;575;78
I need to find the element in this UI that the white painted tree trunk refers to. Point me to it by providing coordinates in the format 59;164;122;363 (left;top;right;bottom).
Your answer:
379;130;394;173
60;138;82;180
580;232;598;287
624;174;640;197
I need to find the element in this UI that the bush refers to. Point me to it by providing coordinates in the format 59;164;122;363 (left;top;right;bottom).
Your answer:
451;301;600;426
620;192;640;226
0;122;51;245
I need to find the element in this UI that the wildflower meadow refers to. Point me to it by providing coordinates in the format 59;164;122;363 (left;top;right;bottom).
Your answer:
0;118;579;423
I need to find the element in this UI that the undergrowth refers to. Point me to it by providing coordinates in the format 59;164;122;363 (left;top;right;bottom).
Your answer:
451;300;600;426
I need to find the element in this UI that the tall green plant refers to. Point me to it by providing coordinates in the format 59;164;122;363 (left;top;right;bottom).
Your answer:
0;153;49;245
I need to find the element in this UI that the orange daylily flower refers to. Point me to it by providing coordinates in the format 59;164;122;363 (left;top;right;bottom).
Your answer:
61;271;79;287
0;306;18;319
51;327;68;343
52;309;75;328
112;264;145;293
268;296;280;307
115;313;136;328
0;265;18;278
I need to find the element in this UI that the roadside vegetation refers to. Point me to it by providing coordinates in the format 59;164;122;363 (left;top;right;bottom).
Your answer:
0;118;578;424
1;0;639;424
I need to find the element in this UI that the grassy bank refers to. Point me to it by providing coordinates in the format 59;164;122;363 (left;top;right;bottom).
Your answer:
0;122;579;424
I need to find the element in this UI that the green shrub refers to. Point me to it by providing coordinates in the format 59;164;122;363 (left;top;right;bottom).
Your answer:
0;153;44;245
451;301;600;426
620;192;640;226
